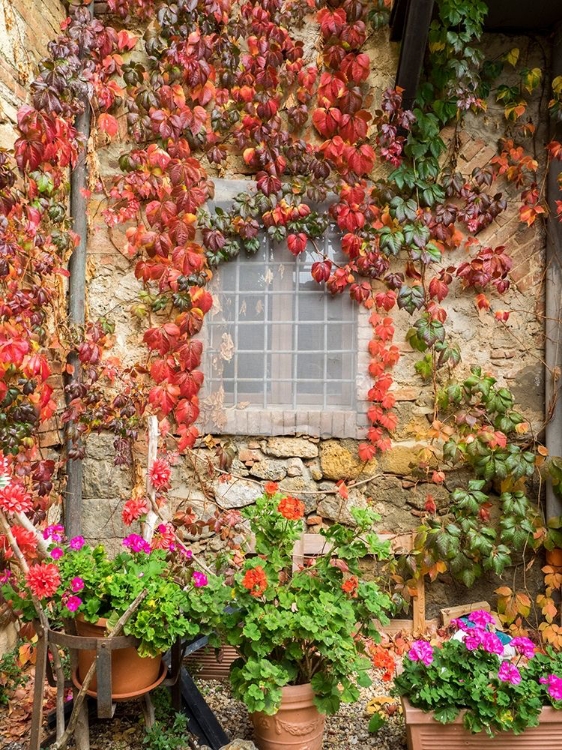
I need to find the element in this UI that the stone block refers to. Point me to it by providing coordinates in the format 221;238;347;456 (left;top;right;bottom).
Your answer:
317;488;368;525
82;457;132;499
262;437;318;459
286;457;305;477
238;449;261;463
248;460;287;481
319;439;377;481
82;497;138;539
406;483;450;511
213;478;262;508
277;477;318;513
378;442;432;476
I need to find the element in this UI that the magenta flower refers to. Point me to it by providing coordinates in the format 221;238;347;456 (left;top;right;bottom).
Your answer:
123;534;151;554
540;674;562;701
50;547;64;560
464;628;485;651
66;595;82;612
408;640;434;666
482;631;504;656
69;536;85;551
510;637;535;659
43;524;65;542
498;662;521;685
192;571;208;588
0;569;11;583
70;577;84;592
450;618;470;633
467;609;495;628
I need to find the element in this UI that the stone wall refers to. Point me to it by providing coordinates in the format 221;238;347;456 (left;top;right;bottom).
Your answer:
0;0;65;147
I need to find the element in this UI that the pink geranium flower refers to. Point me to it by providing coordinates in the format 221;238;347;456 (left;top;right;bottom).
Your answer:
192;571;208;588
70;577;84;592
43;524;65;542
482;631;504;656
540;674;562;701
510;637;535;659
65;595;82;612
408;640;433;666
123;534;151;554
464;627;485;651
69;536;85;551
498;662;521;685
467;610;495;628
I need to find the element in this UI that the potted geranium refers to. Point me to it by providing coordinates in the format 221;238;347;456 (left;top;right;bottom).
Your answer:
393;610;562;748
1;524;212;697
202;486;393;750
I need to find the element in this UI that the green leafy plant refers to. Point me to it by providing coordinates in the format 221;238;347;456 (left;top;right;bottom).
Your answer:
1;530;210;657
201;489;393;716
143;689;190;750
0;643;30;705
394;612;562;736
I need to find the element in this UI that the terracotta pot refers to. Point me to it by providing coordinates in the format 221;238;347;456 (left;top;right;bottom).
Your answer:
74;616;162;698
402;697;562;749
546;548;562;568
251;683;325;750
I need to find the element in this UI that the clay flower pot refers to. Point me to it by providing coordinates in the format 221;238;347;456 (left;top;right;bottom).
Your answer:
74;616;164;698
251;683;325;750
402;697;562;749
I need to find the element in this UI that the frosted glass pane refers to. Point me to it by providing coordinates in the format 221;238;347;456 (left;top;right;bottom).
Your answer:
202;230;357;410
298;293;325;321
238;325;266;351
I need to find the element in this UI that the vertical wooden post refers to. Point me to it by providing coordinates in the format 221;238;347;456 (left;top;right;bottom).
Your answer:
143;415;159;543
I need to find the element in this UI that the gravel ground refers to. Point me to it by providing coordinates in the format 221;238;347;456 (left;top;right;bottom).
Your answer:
199;673;407;750
0;673;406;750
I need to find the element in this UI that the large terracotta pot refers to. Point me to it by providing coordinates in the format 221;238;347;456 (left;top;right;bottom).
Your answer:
74;617;164;698
251;683;325;750
402;697;562;750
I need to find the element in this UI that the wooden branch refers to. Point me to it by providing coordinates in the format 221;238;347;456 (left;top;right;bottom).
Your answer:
142;415;159;544
50;588;149;750
14;512;49;557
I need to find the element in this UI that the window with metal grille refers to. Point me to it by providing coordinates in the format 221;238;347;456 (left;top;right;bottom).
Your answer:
198;180;368;438
204;230;356;410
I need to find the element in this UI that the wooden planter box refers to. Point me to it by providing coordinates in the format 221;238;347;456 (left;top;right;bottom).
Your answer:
402;697;562;749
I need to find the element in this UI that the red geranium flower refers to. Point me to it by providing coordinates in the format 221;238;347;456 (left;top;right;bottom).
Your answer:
341;575;359;597
0;482;33;515
149;459;171;490
26;562;61;599
122;497;150;525
264;481;279;496
277;496;305;521
0;525;37;560
242;566;268;597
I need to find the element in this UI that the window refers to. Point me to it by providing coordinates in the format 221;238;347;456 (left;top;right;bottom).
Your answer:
198;180;370;438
